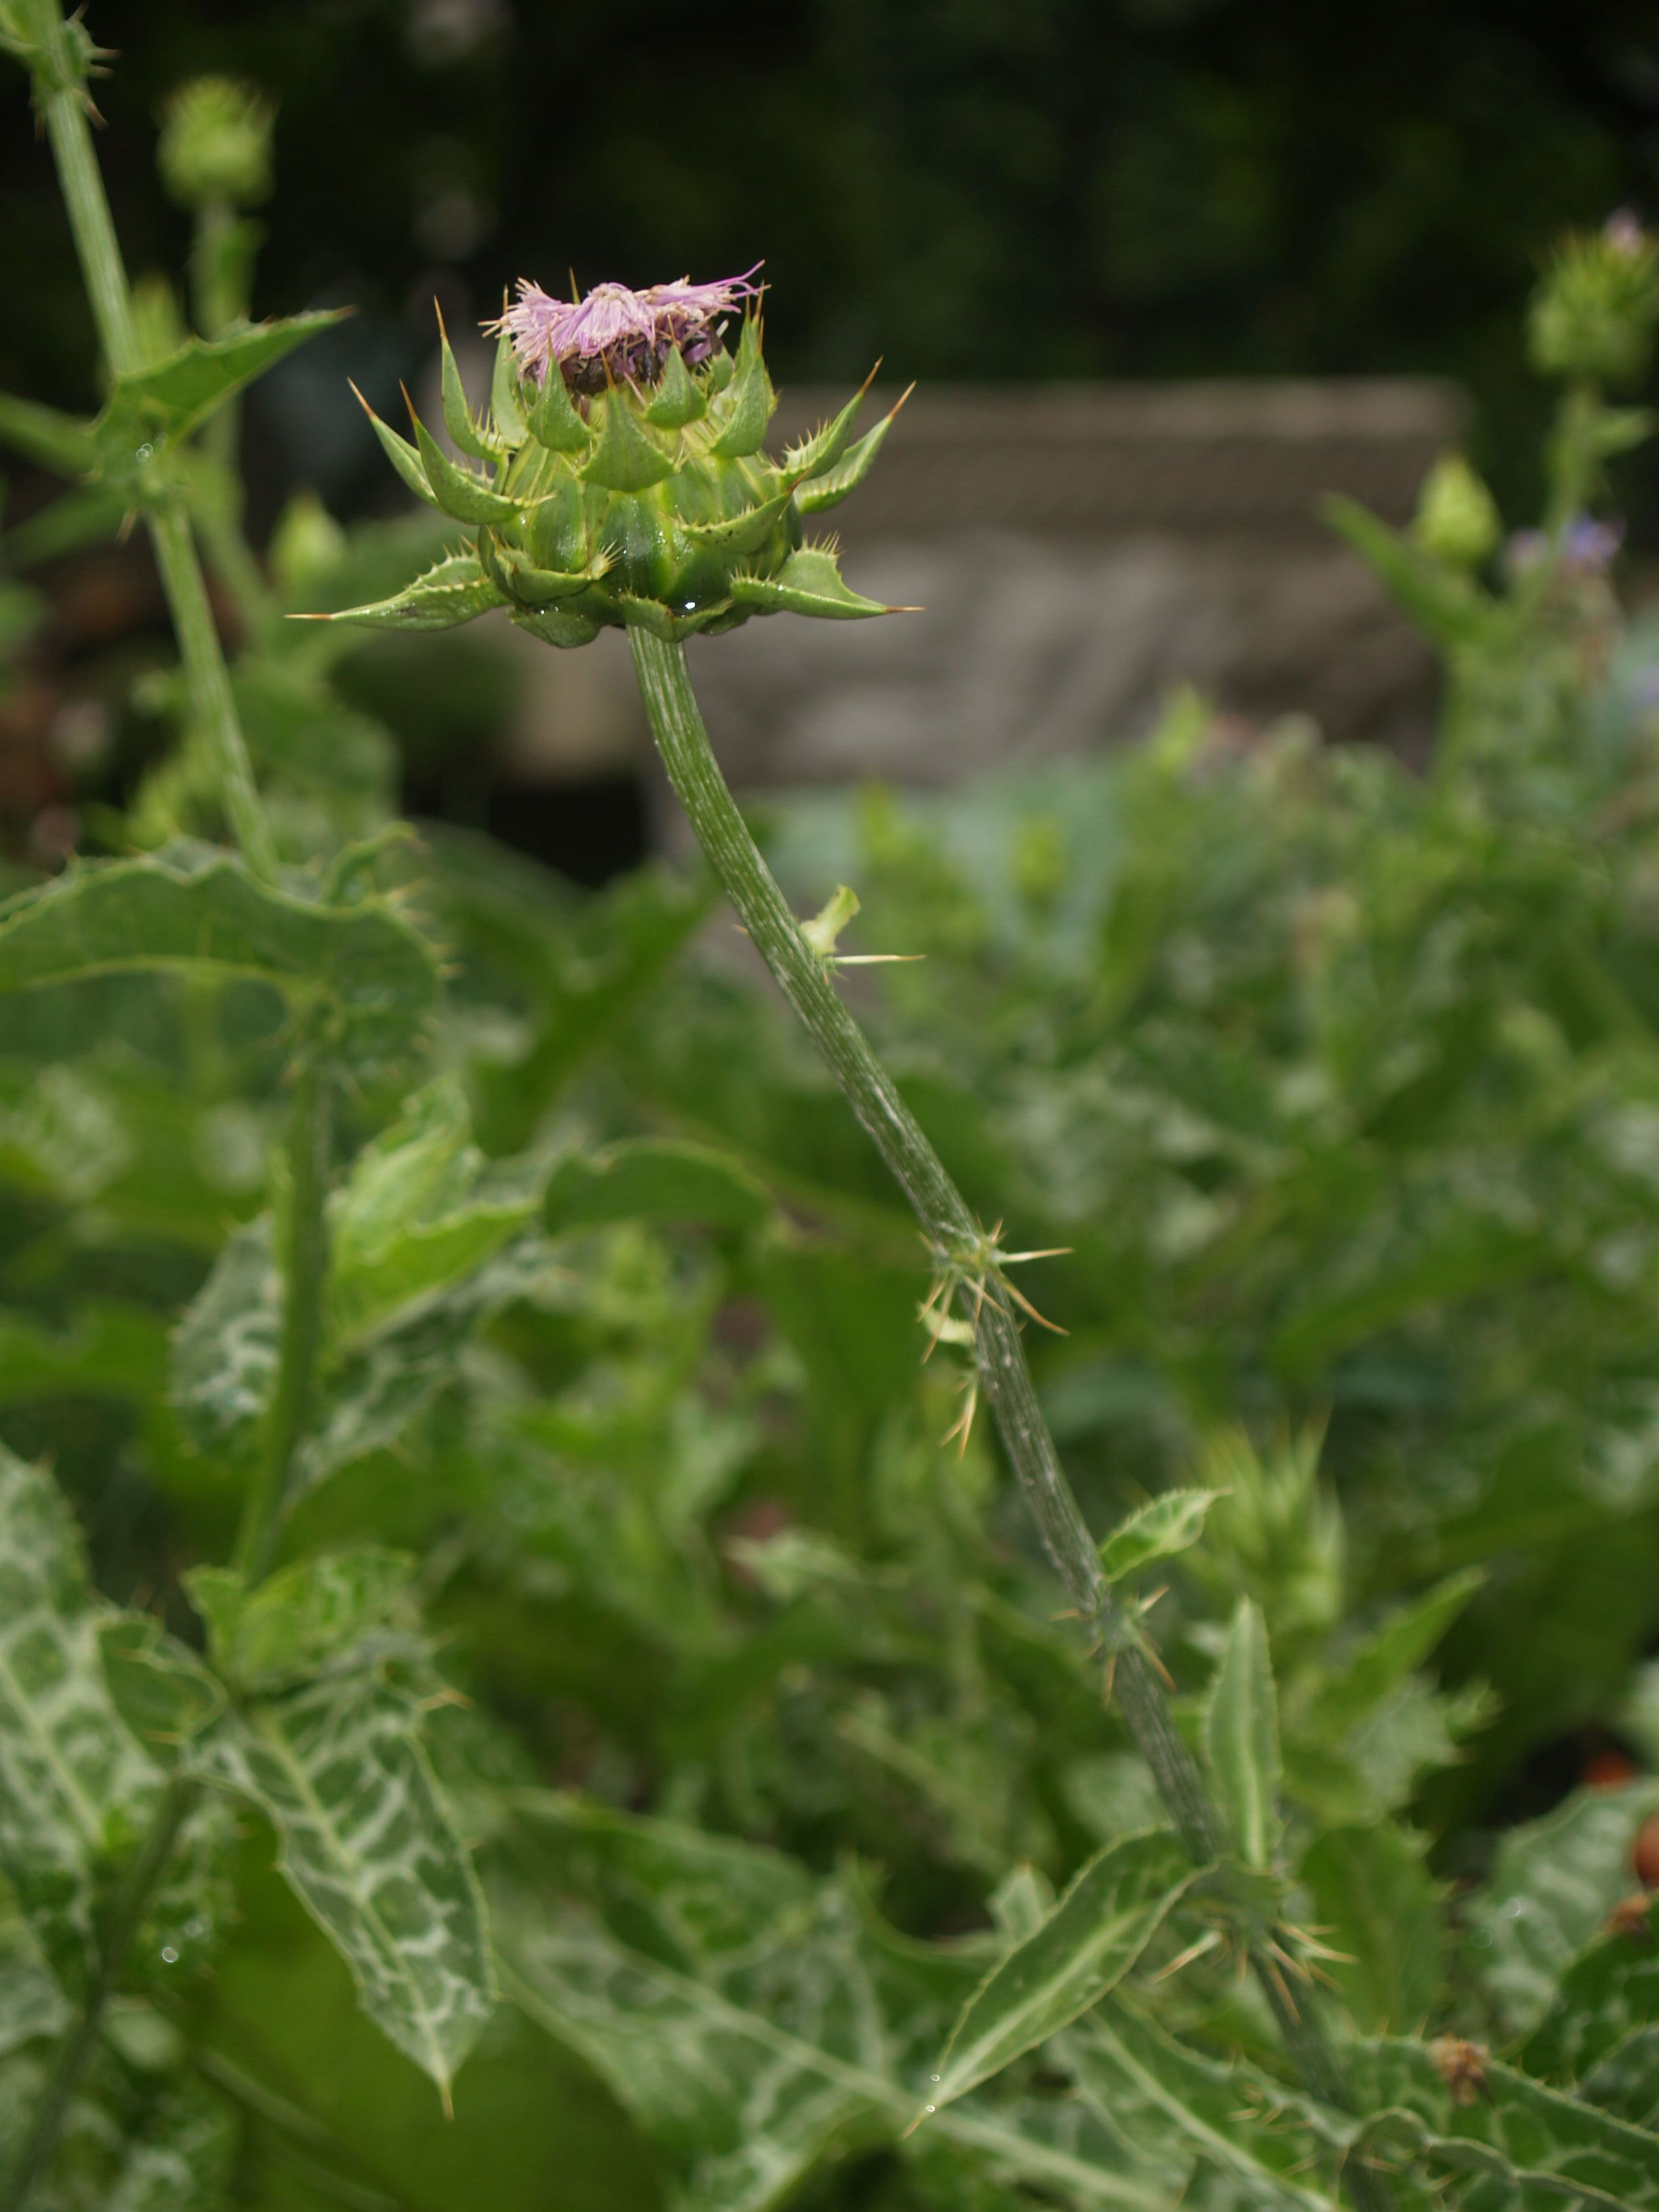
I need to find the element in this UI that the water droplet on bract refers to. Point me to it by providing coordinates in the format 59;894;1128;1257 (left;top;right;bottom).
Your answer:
136;443;154;464
1471;1927;1493;1947
1499;1896;1527;1918
159;1944;178;1964
924;2103;935;2114
928;2074;940;2083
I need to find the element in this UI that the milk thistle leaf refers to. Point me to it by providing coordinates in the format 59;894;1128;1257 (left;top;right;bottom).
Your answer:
731;545;890;619
644;344;704;429
319;552;506;632
98;312;346;455
1206;1599;1282;1870
794;411;899;515
436;310;495;462
411;411;520;523
351;385;438;507
1097;1488;1226;1587
579;388;677;491
707;316;776;457
0;389;98;477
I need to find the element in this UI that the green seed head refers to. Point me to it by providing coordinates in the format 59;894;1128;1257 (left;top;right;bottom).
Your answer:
331;275;907;647
1528;213;1659;388
158;76;275;211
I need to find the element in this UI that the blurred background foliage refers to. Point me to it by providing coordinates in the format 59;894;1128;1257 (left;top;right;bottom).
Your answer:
5;0;1659;520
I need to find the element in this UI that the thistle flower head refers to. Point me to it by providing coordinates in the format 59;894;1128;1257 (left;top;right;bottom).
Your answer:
493;266;762;393
329;266;909;651
1528;215;1659;386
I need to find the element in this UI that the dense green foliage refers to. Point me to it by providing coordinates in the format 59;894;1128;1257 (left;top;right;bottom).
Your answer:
4;9;1659;2210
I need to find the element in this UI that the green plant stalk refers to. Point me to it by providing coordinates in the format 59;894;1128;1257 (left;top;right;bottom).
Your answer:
190;194;278;644
28;13;277;882
234;1045;332;1584
628;626;1395;2211
0;1778;197;2212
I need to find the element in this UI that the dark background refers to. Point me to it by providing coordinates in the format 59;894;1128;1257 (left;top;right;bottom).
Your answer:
5;0;1659;516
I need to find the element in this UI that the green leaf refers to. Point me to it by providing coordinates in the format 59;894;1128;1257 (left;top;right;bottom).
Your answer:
94;313;346;453
1353;2036;1659;2210
5;481;128;565
1524;1894;1659;2116
1097;1488;1223;1586
793;413;896;514
923;1829;1197;2114
0;1301;167;1412
783;384;869;481
1204;1597;1281;1868
327;1080;544;1347
100;2081;239;2212
0;1448;161;1990
319;552;505;632
706;317;777;459
489;326;529;447
1308;1568;1486;1735
192;1670;494;2096
97;1617;224;1765
1322;494;1498;650
170;1216;281;1467
1466;1779;1659;2039
543;1137;771;1235
0;388;98;476
731;545;890;620
411;413;520;523
504;1797;1171;2211
579;390;676;492
678;487;794;556
437;321;494;460
1298;1822;1444;2032
1068;1996;1332;2211
0;844;439;1066
0;1892;69;2057
359;398;439;506
187;1549;415;1693
525;365;590;455
644;344;705;430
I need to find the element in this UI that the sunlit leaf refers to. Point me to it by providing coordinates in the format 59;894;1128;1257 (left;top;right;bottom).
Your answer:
1097;1488;1223;1586
186;1548;415;1693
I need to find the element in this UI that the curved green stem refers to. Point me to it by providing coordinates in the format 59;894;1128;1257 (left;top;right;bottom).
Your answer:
28;5;276;881
0;1778;197;2212
627;625;1395;2212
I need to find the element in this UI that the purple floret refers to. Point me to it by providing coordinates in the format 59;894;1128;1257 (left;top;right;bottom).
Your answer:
491;267;762;392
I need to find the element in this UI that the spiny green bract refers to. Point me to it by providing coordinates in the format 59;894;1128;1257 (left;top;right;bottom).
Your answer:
328;315;905;647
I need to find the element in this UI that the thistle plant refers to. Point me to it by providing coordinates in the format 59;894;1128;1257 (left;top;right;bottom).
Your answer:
329;271;1403;2208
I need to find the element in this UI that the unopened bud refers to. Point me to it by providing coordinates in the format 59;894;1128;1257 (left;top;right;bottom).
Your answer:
1413;451;1500;567
1528;216;1659;386
159;77;274;211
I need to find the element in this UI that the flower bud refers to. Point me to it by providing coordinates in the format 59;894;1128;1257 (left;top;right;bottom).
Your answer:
330;271;909;647
158;77;274;211
1528;214;1659;386
1412;451;1500;568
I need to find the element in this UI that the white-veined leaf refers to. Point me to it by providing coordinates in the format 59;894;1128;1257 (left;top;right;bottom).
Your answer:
0;1448;161;1991
192;1669;494;2097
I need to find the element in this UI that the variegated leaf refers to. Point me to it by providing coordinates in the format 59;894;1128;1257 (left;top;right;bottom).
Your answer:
0;1448;161;1991
192;1669;493;2096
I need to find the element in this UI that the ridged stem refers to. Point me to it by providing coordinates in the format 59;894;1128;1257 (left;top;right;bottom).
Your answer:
627;625;1395;2212
30;7;276;881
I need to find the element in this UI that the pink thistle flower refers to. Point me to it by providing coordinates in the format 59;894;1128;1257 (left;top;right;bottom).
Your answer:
491;265;762;393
